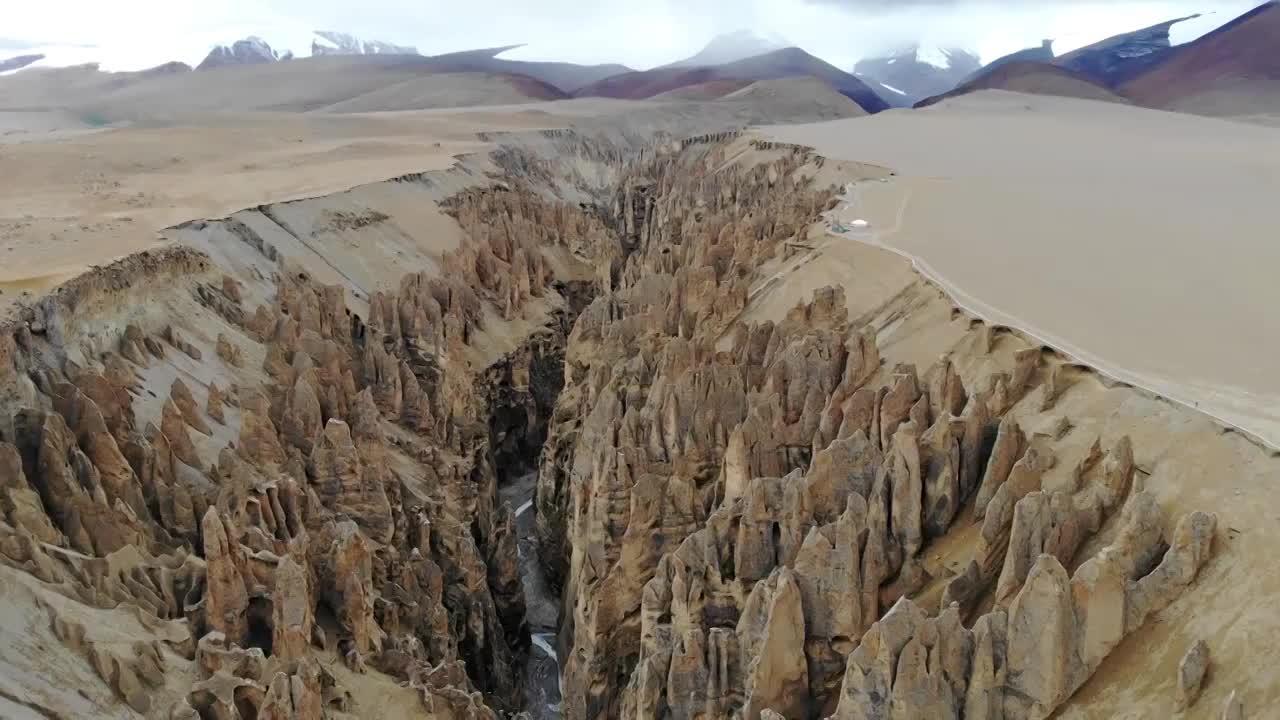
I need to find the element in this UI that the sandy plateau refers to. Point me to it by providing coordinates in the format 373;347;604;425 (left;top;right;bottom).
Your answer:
767;91;1280;448
0;107;572;315
0;56;1274;720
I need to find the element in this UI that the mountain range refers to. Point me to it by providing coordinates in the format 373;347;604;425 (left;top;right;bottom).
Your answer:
5;5;1277;122
1121;1;1280;116
197;37;292;70
572;43;889;113
915;1;1279;115
1055;14;1199;87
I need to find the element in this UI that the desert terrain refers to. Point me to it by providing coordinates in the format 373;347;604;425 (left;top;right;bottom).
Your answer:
0;12;1276;720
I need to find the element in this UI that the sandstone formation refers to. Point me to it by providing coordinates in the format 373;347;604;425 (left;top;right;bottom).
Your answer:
1179;639;1211;710
532;138;1220;720
0;136;626;717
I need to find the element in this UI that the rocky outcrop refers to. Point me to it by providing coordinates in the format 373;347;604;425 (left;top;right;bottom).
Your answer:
830;492;1215;720
203;508;250;647
0;128;1226;720
0;134;634;717
532;138;1220;720
217;333;245;368
1178;639;1210;710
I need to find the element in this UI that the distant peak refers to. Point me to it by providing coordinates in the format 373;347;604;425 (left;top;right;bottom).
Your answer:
311;30;418;57
197;36;287;70
880;44;981;71
705;29;790;50
914;44;952;69
668;29;791;68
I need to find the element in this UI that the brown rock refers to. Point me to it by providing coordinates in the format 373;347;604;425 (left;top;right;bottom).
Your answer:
879;367;920;451
1005;554;1073;715
993;491;1089;607
964;611;1007;720
280;373;323;455
202;508;249;646
0;441;62;543
216;333;245;368
167;325;202;360
325;521;384;664
1177;639;1210;710
309;420;393;541
921;414;962;539
974;416;1026;519
222;274;243;304
238;404;287;471
171;379;213;436
162;398;202;467
272;556;314;663
144;334;167;360
207;383;226;424
120;324;150;366
738;568;809;720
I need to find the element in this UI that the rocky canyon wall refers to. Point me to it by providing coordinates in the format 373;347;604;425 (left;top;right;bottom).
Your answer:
0;130;633;718
0;123;1226;720
536;137;1219;720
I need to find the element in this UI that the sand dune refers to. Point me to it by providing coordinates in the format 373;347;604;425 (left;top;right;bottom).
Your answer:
765;90;1280;447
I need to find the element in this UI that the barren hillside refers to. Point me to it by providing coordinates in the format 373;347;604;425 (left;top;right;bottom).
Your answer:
916;62;1127;107
1121;1;1280;117
574;47;890;114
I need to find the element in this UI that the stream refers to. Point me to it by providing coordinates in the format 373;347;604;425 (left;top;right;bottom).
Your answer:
499;471;562;718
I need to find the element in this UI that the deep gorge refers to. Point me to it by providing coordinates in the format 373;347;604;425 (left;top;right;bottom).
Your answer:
0;125;1219;720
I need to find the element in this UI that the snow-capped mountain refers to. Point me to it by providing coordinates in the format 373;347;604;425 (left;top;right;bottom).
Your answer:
853;44;981;105
197;36;291;71
311;31;418;57
665;30;791;68
1054;14;1198;86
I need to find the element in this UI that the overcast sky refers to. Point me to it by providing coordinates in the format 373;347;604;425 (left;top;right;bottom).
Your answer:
2;0;1269;71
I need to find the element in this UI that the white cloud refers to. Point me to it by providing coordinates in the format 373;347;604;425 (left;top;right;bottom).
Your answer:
1;0;1267;72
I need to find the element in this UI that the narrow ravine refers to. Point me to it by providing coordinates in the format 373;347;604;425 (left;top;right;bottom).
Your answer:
483;285;599;716
499;471;563;717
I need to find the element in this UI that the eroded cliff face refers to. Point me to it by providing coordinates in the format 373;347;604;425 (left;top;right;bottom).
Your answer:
0;126;1225;720
0;138;627;718
536;138;1218;720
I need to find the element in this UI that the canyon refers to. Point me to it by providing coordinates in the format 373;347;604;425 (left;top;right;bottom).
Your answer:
0;85;1272;720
